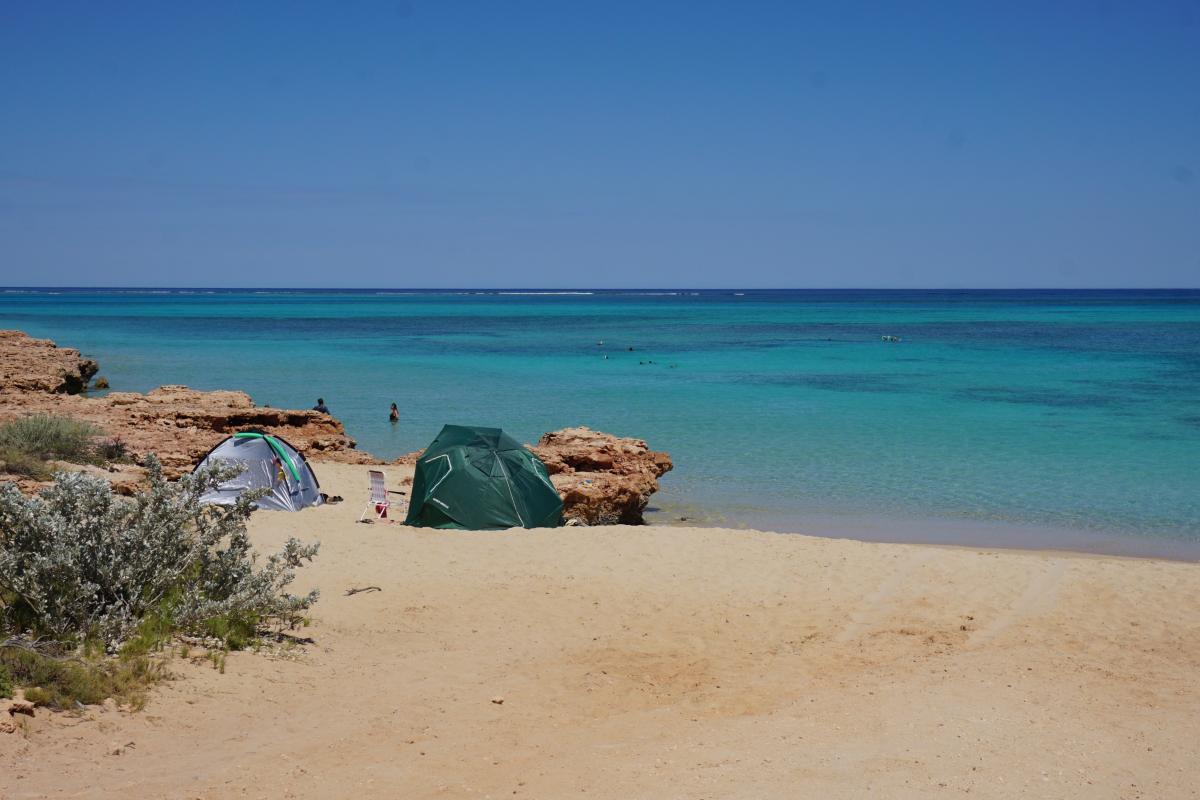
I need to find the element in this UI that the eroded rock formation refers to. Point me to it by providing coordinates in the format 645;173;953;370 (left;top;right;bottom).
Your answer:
0;331;374;490
72;385;376;476
530;427;673;525
0;331;98;395
1;331;674;521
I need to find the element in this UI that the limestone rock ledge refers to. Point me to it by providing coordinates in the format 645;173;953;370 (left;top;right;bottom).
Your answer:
0;331;673;521
82;385;377;477
530;427;673;525
0;330;98;395
0;330;374;489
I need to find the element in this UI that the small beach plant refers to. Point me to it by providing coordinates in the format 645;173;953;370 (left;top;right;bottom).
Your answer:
0;414;123;480
0;447;53;481
0;414;102;465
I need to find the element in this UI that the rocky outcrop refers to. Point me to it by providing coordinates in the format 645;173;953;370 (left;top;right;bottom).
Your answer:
392;427;674;525
0;331;98;395
0;331;674;519
0;330;376;488
82;386;375;476
0;385;376;481
530;427;673;525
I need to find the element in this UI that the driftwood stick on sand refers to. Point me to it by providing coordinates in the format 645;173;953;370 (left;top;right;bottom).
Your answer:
344;586;382;596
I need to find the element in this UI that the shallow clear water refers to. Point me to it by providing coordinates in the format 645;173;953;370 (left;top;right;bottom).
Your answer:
2;289;1198;554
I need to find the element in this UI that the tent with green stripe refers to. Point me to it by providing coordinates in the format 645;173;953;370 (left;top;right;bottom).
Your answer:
192;431;322;512
405;425;562;530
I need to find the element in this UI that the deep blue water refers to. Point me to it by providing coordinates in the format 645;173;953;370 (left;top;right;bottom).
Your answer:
3;288;1198;556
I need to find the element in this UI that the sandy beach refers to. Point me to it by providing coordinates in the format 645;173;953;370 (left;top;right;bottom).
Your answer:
6;1;1199;795
2;461;1197;799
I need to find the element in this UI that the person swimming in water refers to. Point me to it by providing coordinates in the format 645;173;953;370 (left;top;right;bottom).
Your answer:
389;402;399;423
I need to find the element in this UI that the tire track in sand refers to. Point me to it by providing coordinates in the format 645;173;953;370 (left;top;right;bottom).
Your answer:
967;557;1068;647
835;550;933;643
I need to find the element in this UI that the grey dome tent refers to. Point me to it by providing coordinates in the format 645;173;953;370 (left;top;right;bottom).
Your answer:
193;432;322;512
405;425;562;530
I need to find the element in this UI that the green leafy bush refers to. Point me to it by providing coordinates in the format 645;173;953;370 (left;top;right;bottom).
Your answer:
0;457;320;652
203;611;260;652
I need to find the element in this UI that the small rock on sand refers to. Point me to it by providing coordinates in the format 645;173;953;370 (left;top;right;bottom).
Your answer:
7;701;35;717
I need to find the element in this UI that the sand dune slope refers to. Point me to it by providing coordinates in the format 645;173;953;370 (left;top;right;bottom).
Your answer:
3;463;1198;799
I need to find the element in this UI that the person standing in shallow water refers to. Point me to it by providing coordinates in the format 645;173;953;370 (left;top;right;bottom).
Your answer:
389;402;399;423
313;397;330;414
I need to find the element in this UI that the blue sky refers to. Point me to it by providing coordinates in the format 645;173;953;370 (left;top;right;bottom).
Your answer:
1;1;1197;288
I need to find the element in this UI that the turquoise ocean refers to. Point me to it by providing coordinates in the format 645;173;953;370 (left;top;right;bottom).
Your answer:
2;289;1198;558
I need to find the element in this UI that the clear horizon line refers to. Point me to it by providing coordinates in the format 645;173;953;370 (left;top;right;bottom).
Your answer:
3;286;1199;292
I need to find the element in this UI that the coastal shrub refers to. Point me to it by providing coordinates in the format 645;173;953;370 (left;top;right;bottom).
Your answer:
0;662;12;698
0;456;320;652
202;610;259;652
0;414;102;464
0;645;162;710
118;598;182;658
0;447;53;481
95;436;129;463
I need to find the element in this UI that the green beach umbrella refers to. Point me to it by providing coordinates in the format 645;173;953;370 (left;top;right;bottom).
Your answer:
405;424;563;530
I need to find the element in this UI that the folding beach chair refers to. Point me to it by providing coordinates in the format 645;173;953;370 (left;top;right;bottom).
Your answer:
358;469;390;522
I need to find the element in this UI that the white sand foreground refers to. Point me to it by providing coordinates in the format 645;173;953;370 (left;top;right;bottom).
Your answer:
2;462;1199;799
